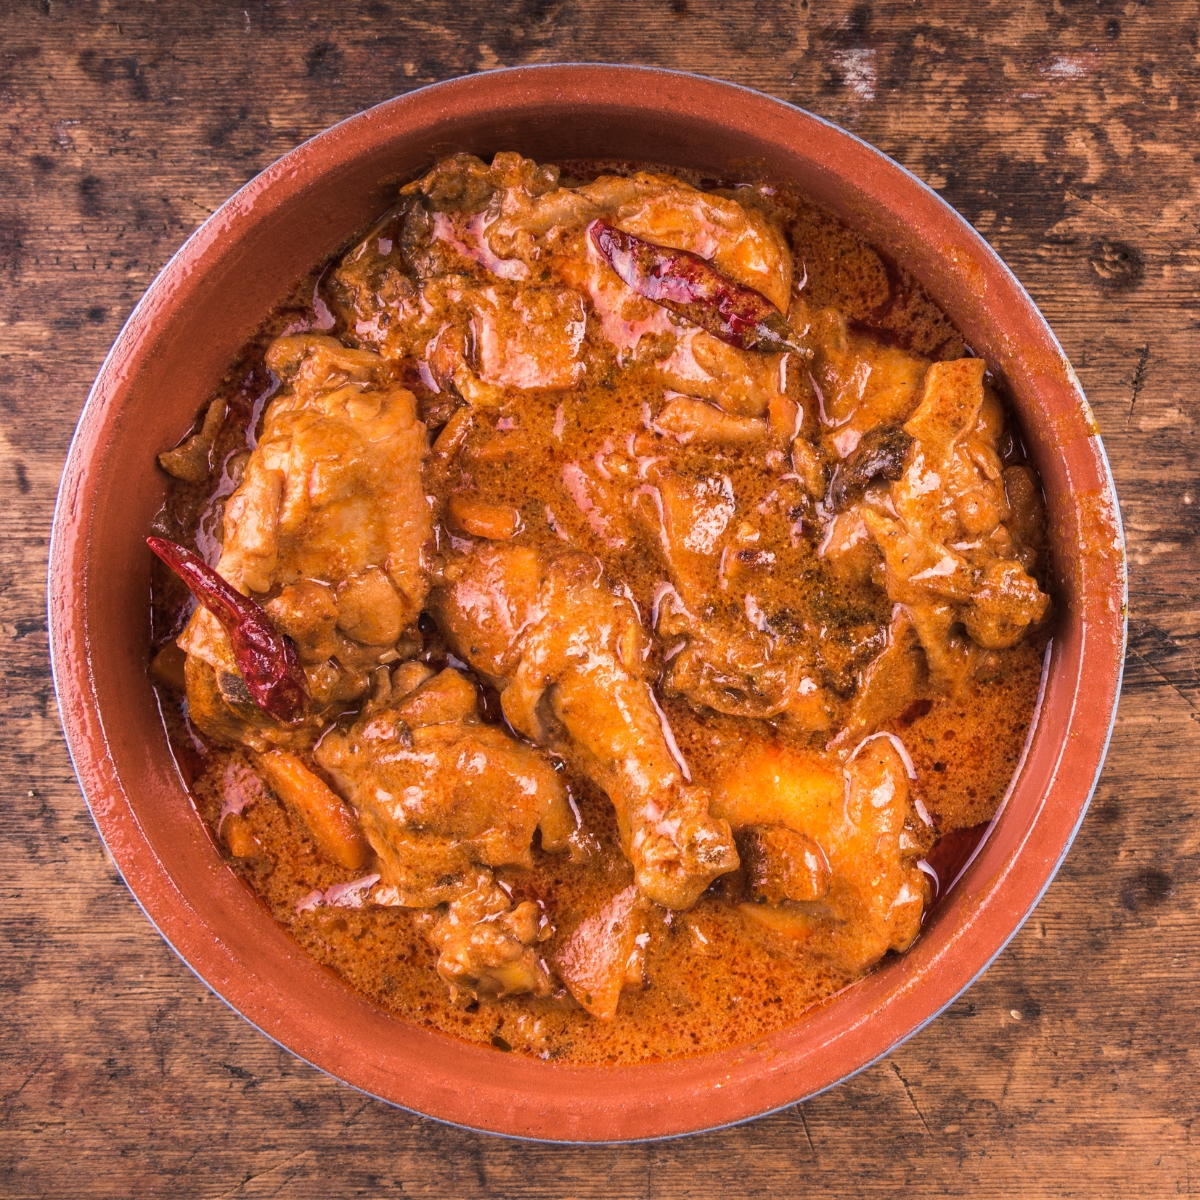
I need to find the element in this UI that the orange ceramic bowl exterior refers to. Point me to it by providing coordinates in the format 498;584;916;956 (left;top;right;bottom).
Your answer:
48;66;1125;1142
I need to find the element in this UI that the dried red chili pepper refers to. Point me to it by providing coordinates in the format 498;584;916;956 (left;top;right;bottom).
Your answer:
147;537;309;723
588;219;809;356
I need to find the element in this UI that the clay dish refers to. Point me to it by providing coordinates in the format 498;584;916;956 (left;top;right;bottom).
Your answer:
49;65;1125;1142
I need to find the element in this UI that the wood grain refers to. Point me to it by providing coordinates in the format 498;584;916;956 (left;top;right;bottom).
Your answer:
2;1;1196;1195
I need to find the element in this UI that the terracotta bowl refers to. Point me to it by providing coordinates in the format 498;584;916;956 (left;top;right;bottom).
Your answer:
49;65;1126;1141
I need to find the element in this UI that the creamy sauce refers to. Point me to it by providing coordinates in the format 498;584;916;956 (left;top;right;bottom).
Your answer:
149;159;1050;1065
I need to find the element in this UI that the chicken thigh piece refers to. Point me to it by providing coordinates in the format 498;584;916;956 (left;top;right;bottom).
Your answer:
856;358;1050;688
178;334;431;748
430;543;740;909
316;665;574;904
315;664;570;1000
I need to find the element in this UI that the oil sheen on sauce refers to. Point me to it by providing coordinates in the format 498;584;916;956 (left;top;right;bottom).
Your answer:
148;163;1051;1066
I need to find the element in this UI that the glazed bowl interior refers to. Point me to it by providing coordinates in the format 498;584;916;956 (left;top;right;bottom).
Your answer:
50;65;1125;1142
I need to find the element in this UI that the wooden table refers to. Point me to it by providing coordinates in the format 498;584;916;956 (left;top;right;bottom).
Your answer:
3;2;1194;1194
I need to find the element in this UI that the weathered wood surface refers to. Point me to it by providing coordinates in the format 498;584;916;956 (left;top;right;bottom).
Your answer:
2;1;1196;1195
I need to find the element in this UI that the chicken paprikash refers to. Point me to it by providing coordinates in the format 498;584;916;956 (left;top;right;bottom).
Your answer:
148;154;1052;1063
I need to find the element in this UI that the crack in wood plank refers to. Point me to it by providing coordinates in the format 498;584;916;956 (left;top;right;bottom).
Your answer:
795;1104;818;1162
1128;342;1151;422
890;1062;931;1135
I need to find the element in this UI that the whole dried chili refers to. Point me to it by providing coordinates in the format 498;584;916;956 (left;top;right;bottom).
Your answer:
147;537;309;723
588;219;809;356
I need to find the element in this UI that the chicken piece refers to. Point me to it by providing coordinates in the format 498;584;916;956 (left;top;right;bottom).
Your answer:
573;176;798;383
429;874;554;1001
483;165;794;309
308;658;567;1006
315;667;574;907
475;158;797;376
432;543;545;673
333;158;585;386
659;603;835;730
714;738;930;972
157;396;226;482
177;335;431;747
655;396;768;445
805;304;929;435
655;330;788;418
636;470;736;609
555;886;648;1019
221;335;428;606
468;285;587;389
430;543;739;909
640;471;835;730
830;607;927;750
344;272;584;403
333;157;557;339
854;358;1050;687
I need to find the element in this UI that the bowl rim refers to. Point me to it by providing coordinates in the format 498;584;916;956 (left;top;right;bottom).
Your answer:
48;63;1127;1143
